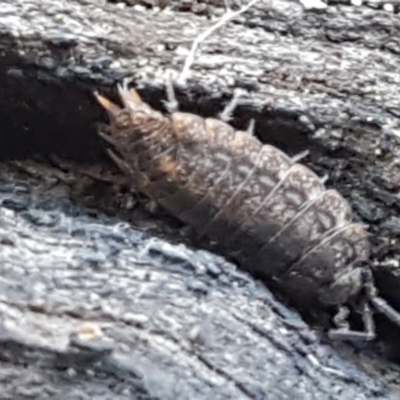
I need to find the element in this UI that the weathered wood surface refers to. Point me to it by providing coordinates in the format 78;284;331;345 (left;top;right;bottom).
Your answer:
1;0;400;398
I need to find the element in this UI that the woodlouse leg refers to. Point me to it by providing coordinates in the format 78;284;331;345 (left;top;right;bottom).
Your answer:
107;149;135;177
291;149;310;163
164;75;179;113
219;89;241;122
329;270;400;341
331;306;350;332
46;155;131;188
364;271;400;328
246;119;255;136
328;302;375;341
98;129;119;147
107;149;151;190
368;296;400;327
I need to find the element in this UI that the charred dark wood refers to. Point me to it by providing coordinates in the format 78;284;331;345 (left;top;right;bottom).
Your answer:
1;0;400;398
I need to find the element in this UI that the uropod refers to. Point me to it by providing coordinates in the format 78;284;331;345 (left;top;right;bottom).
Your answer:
94;82;400;340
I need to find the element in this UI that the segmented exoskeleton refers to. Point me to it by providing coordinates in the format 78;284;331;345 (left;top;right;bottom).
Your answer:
95;82;400;340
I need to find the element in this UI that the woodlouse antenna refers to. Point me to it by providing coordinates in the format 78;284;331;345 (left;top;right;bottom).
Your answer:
178;0;262;84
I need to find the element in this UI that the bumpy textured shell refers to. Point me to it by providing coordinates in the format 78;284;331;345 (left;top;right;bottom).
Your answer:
96;86;370;309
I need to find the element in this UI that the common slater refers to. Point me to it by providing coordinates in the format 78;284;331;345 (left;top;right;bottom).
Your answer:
94;82;400;340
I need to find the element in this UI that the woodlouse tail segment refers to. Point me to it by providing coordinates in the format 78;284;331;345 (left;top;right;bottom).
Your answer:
94;91;121;117
117;83;143;108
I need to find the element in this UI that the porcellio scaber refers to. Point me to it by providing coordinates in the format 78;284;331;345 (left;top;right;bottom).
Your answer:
95;82;400;340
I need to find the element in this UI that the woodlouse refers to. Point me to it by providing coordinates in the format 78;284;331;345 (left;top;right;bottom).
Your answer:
94;82;400;340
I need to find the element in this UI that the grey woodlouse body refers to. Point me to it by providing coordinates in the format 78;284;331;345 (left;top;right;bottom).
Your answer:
95;83;400;340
